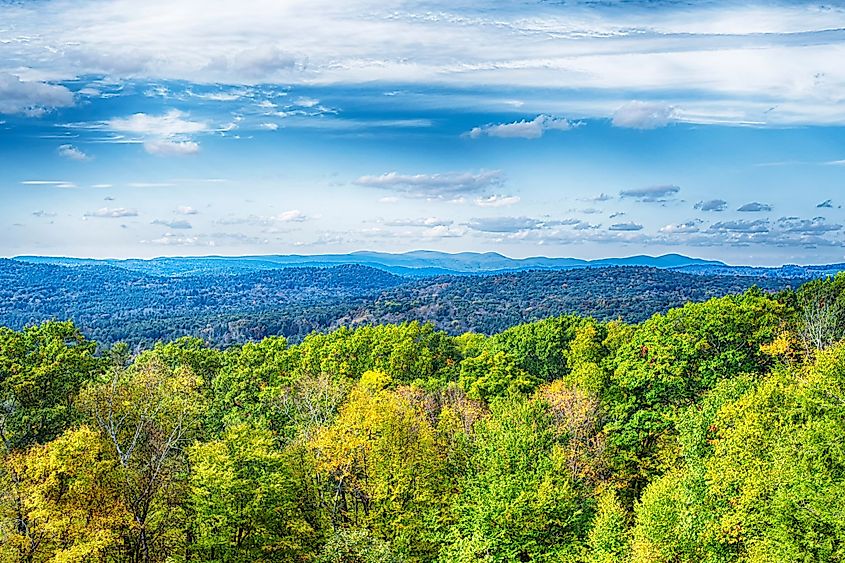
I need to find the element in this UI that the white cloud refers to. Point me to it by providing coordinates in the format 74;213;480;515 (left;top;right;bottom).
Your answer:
105;110;207;155
57;144;90;160
659;220;703;234
694;199;728;212
4;1;845;124
612;101;675;129
737;201;773;212
609;222;644;231
259;122;279;130
144;139;200;155
0;73;74;115
84;207;139;218
620;185;680;202
475;194;520;208
467;115;576;139
176;206;199;215
214;210;308;226
354;170;504;200
107;110;207;137
275;209;307;222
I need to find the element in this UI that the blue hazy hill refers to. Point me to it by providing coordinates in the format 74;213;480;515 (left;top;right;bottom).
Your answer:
12;251;729;277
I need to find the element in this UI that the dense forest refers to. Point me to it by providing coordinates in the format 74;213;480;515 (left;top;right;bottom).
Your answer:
0;259;800;347
2;273;845;562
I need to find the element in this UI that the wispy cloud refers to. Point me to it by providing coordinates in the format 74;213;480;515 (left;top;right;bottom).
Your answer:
467;216;545;233
151;218;192;229
4;1;845;125
21;180;76;189
474;195;520;208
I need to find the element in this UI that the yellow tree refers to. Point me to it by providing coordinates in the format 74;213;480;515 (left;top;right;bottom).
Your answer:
80;353;204;562
309;372;445;559
0;427;128;563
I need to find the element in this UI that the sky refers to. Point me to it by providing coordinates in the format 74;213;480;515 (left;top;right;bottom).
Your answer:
1;0;844;265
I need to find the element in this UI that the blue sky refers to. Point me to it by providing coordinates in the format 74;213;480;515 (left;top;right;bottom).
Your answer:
1;0;844;265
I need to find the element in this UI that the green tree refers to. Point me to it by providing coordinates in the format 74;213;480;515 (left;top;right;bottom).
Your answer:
0;321;100;451
189;423;316;561
443;396;590;562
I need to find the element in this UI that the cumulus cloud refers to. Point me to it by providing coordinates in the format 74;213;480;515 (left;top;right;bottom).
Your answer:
777;216;842;234
353;170;504;200
32;210;57;218
84;207;139;218
612;101;675;129
467;115;576;139
609;222;644;231
694;199;728;212
620;185;680;202
176;206;199;215
58;144;90;160
0;73;74;116
259;122;279;130
105;110;207;155
737;201;773;212
152;219;192;229
475;194;520;208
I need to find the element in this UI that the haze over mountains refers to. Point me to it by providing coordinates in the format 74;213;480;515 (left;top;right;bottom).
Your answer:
11;251;844;278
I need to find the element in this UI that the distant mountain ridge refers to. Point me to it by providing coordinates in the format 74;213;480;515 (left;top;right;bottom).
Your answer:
0;259;802;347
12;250;845;279
12;251;729;277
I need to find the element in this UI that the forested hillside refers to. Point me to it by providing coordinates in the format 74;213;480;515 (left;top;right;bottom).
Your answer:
0;259;799;347
339;267;798;334
2;275;845;562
